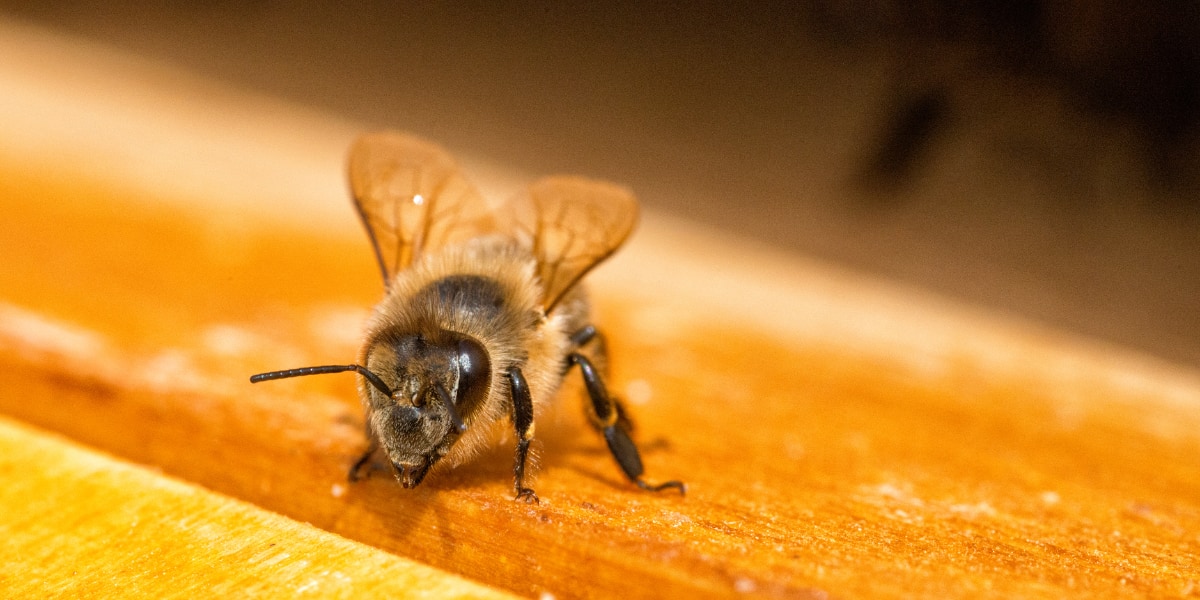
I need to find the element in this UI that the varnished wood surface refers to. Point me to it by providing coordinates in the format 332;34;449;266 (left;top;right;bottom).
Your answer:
2;19;1200;599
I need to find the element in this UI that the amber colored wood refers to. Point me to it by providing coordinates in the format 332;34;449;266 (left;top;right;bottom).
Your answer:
0;416;517;599
2;19;1200;599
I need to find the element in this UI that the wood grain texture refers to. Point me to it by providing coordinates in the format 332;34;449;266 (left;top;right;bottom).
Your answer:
2;18;1200;599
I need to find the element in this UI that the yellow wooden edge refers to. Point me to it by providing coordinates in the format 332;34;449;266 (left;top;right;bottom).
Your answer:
0;415;517;599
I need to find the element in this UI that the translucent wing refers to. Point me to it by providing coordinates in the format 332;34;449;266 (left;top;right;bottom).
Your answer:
347;131;495;284
508;176;639;312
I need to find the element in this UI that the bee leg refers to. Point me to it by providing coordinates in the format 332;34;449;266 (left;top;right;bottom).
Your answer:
506;366;540;504
348;432;378;483
570;326;637;431
569;352;686;495
569;324;598;347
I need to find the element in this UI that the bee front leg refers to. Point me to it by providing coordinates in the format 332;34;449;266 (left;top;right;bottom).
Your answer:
348;427;379;482
568;351;686;495
506;366;539;504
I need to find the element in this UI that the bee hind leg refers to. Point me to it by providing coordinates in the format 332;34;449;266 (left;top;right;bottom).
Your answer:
506;366;540;504
568;351;686;495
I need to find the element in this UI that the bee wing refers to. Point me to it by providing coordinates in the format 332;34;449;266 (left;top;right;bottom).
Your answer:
507;176;639;313
347;131;495;284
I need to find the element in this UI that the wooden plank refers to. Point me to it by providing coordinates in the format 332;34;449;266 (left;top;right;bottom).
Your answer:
0;416;516;599
1;18;1199;599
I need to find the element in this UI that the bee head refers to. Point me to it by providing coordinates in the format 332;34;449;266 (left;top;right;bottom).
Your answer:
364;330;491;488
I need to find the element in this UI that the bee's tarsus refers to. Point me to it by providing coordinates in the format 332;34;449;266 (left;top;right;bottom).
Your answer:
637;479;687;495
515;487;540;504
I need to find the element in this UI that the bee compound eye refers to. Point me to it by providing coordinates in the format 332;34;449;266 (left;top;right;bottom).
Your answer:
455;337;491;411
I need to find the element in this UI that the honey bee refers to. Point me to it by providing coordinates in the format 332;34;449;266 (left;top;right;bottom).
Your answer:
251;131;684;502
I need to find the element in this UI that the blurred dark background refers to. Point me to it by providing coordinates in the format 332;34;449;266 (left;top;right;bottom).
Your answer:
4;1;1199;365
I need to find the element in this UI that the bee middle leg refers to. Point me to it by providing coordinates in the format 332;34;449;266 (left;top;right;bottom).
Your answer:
568;326;685;495
506;366;539;504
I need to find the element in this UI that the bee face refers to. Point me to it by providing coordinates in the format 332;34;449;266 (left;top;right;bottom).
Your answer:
364;329;490;487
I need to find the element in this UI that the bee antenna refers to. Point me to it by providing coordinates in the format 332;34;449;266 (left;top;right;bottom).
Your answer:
249;364;395;398
432;383;467;433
